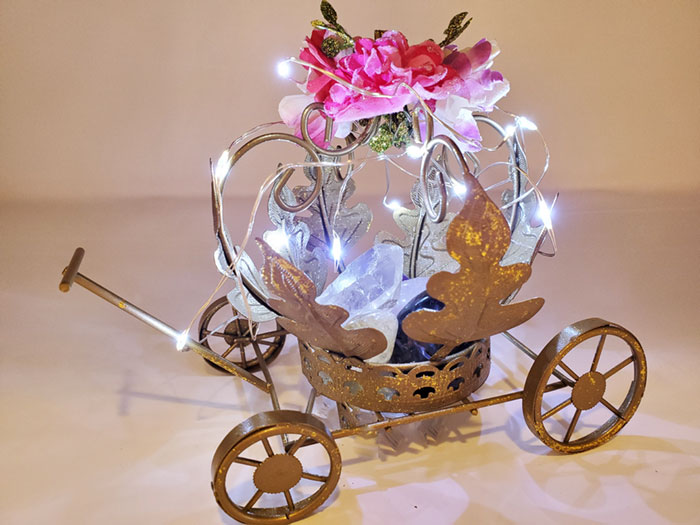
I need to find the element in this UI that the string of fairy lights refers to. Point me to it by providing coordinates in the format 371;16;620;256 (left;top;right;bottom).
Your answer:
174;57;557;352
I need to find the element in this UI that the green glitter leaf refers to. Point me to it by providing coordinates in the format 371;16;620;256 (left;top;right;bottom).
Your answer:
314;1;352;44
438;11;472;47
321;37;342;58
369;125;393;153
321;1;338;25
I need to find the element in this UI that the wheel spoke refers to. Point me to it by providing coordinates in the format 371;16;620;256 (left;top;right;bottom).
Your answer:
590;334;606;372
286;436;309;456
543;381;568;393
243;489;264;511
255;340;277;347
603;356;634;379
600;397;627;421
256;329;286;339
232;456;261;467
261;437;275;457
563;408;582;444
542;398;572;420
556;360;580;382
239;345;248;368
284;490;295;511
301;471;328;482
221;343;237;359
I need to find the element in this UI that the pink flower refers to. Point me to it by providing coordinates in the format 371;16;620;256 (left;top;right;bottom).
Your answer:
278;30;509;151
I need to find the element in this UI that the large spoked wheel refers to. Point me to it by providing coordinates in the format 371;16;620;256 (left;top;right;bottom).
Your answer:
211;410;342;524
198;297;286;373
522;318;646;453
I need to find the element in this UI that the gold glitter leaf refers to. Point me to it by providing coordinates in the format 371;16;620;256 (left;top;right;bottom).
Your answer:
401;171;544;352
259;240;387;360
438;11;472;47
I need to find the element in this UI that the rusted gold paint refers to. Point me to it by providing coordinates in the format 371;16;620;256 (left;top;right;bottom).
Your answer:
299;339;490;412
522;318;647;454
258;240;387;360
211;410;341;524
402;168;544;353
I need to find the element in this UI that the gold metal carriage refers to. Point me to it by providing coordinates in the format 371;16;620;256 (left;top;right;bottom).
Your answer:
60;109;647;524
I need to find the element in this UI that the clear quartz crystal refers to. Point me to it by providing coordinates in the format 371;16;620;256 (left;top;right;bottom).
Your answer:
317;243;403;318
390;276;429;317
316;244;404;362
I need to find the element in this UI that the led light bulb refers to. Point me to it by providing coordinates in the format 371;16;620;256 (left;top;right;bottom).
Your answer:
406;144;424;159
504;125;516;139
453;181;467;197
537;200;553;230
384;199;402;210
267;228;289;253
331;234;343;263
175;330;189;351
276;60;292;78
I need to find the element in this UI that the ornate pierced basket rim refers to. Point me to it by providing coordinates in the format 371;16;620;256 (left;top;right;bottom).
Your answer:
302;339;484;371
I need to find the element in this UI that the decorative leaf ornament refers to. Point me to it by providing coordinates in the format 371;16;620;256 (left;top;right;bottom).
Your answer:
438;11;473;47
401;170;544;355
376;157;460;278
258;240;387;360
263;184;327;293
376;207;458;278
293;154;372;263
313;1;354;57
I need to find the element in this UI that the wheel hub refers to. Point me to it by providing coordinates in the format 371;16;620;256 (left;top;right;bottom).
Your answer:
253;454;303;494
223;319;255;345
571;371;606;410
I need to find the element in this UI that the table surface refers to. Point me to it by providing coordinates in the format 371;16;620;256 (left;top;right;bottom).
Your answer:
1;191;699;524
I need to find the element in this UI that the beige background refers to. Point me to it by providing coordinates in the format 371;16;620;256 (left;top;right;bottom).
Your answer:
2;1;700;524
2;0;699;200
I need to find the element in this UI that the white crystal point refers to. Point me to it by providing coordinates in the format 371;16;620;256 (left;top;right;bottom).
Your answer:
317;243;403;318
347;311;398;364
316;243;403;361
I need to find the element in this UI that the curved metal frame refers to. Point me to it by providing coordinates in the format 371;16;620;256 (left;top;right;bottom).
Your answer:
300;102;379;157
209;107;544;316
211;132;325;313
419;135;470;223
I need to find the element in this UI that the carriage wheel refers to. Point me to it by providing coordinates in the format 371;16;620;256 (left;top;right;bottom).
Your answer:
522;318;646;453
198;297;286;373
211;410;342;524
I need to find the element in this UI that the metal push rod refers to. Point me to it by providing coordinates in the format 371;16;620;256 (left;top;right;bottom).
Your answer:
60;248;270;393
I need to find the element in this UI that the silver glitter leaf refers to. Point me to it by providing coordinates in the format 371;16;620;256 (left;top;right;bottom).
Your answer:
500;190;545;267
293;154;372;258
376;206;458;278
263;185;327;293
216;245;278;323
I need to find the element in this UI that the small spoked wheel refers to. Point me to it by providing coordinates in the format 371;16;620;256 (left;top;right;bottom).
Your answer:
211;410;341;524
198;297;286;373
523;318;646;453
